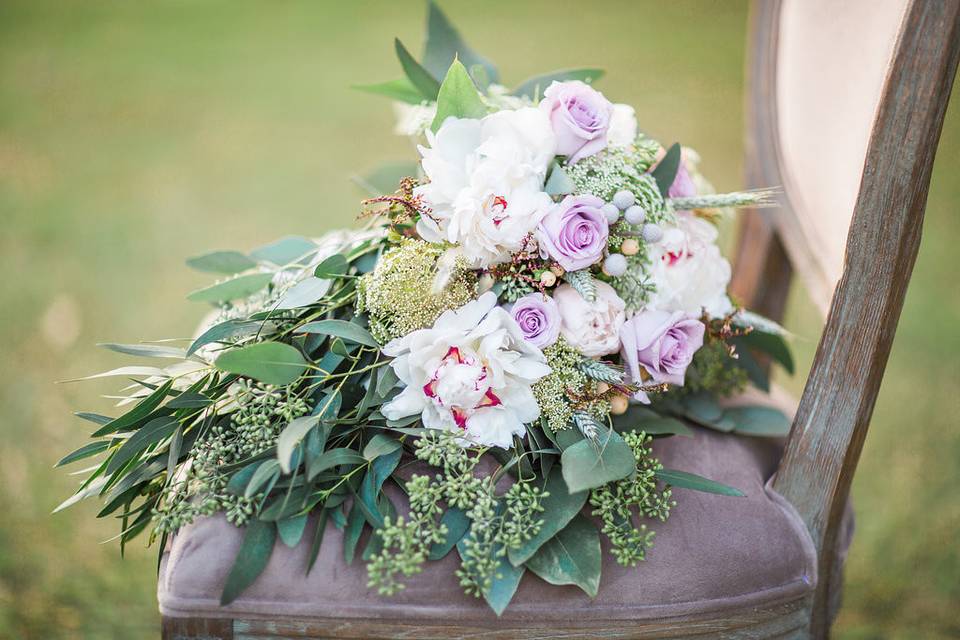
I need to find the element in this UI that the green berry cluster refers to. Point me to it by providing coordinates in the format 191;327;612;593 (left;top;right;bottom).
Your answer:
589;431;674;566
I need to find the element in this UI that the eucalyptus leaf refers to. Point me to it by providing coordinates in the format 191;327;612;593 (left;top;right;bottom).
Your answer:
250;236;317;266
636;416;694;437
431;59;487;133
187;273;273;303
98;343;187;359
362;434;402;461
655;469;745;497
106;416;178;475
352;162;419;197
214;341;307;386
544;162;576;196
395;38;440;100
736;330;795;374
525;514;601;597
428;507;469;560
75;412;113;425
220;520;277;605
651;142;681;197
277;513;309;548
277;415;321;473
187;319;263;357
244;460;281;499
296;319;378;348
511;68;604;99
560;428;635;494
306;448;366;481
457;539;523;616
422;0;498;84
186;250;256;274
725;406;791;437
92;379;173;436
55;441;110;467
274;277;331;310
353;77;423;105
313;254;348;279
508;467;588;566
63;366;167;383
343;501;366;564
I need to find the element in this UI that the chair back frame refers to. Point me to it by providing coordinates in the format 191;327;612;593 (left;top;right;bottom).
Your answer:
732;0;960;634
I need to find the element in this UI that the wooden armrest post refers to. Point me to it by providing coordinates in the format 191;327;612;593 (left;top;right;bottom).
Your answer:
773;1;960;636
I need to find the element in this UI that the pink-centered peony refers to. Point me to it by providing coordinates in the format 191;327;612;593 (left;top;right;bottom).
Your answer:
537;194;609;272
620;309;705;403
540;80;613;164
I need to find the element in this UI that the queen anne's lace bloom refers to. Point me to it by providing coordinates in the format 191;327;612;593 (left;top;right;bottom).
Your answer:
415;108;556;267
381;292;551;448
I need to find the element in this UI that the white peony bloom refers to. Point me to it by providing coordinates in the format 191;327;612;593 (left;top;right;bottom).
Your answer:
415;108;557;267
607;103;638;148
646;214;734;318
381;292;551;448
553;281;627;357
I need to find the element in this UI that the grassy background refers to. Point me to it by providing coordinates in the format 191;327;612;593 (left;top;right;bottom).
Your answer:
1;1;956;637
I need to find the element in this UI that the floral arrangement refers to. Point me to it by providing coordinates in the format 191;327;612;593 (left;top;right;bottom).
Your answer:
57;3;794;615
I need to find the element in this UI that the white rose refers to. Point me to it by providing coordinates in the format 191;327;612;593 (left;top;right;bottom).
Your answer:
646;214;734;318
381;292;551;448
607;103;638;148
553;281;626;357
415;107;557;267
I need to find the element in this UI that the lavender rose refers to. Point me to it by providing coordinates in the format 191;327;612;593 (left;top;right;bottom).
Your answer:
537;194;609;272
509;293;561;349
540;80;613;164
620;309;705;402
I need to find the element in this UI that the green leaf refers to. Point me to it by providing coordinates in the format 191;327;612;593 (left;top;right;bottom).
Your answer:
362;434;402;461
356;448;401;528
187;319;263;357
166;391;212;409
53;477;108;514
343;501;366;564
106;416;178;474
220;520;277;605
306;448;366;481
651;142;682;197
187;273;273;303
277;513;309;548
725;406;791;437
55;441;110;467
544;162;576;196
508;467;588;566
730;341;769;392
737;330;795;374
655;469;745;497
352;163;419;197
244;460;281;499
561;428;636;494
457;539;523;616
428;507;469;560
274;277;331;310
214;341;307;386
277;415;321;473
313;254;348;279
353;77;424;104
98;343;187;359
376;366;400;397
225;462;261;496
75;412;113;425
63;366;166;383
525;514;601;597
636;416;694;437
394;38;440;100
431;59;487;133
92;379;173;436
250;236;317;266
306;510;329;574
511;68;604;100
680;392;726;426
422;0;498;84
296;319;378;348
186;250;256;274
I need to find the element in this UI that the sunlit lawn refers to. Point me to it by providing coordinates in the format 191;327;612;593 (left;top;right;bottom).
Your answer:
1;1;957;638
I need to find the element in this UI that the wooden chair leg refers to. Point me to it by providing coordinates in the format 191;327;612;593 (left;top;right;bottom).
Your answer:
162;616;233;640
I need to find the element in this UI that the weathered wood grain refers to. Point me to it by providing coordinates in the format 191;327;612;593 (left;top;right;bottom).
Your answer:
771;0;960;637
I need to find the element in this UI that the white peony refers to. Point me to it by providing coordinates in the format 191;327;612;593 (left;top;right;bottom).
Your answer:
646;214;734;318
381;292;551;448
607;103;638;148
415;108;557;267
553;281;627;357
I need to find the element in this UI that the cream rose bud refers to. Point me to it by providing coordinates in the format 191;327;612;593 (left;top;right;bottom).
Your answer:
553;282;626;357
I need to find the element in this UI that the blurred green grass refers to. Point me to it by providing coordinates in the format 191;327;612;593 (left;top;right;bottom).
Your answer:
0;1;956;638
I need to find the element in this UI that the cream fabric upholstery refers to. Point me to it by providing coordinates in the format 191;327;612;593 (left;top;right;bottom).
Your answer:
776;0;908;311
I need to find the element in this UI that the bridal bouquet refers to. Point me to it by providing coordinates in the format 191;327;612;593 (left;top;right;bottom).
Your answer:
57;3;793;615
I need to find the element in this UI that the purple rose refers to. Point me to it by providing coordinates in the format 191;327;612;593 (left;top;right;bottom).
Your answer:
540;81;613;164
620;310;705;402
509;293;561;349
538;194;609;272
668;161;697;199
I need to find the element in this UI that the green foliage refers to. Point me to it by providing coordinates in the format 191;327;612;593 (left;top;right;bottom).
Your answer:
533;338;610;433
431;59;488;132
561;427;636;493
650;142;681;196
512;68;604;100
394;38;440;100
214;341;308;386
563;269;596;302
566;136;664;203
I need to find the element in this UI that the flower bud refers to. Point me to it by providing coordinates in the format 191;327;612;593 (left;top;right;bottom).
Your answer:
610;394;630;415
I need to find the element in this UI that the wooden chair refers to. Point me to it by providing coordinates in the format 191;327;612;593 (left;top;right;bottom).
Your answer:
159;1;960;638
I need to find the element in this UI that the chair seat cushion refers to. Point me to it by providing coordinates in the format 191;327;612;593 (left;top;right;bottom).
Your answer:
159;420;832;627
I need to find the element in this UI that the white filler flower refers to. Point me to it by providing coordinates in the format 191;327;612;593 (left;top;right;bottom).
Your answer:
646;213;734;318
415;107;556;267
381;292;551;448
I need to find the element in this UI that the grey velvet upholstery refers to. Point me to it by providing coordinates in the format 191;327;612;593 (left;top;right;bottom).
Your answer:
159;425;847;625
